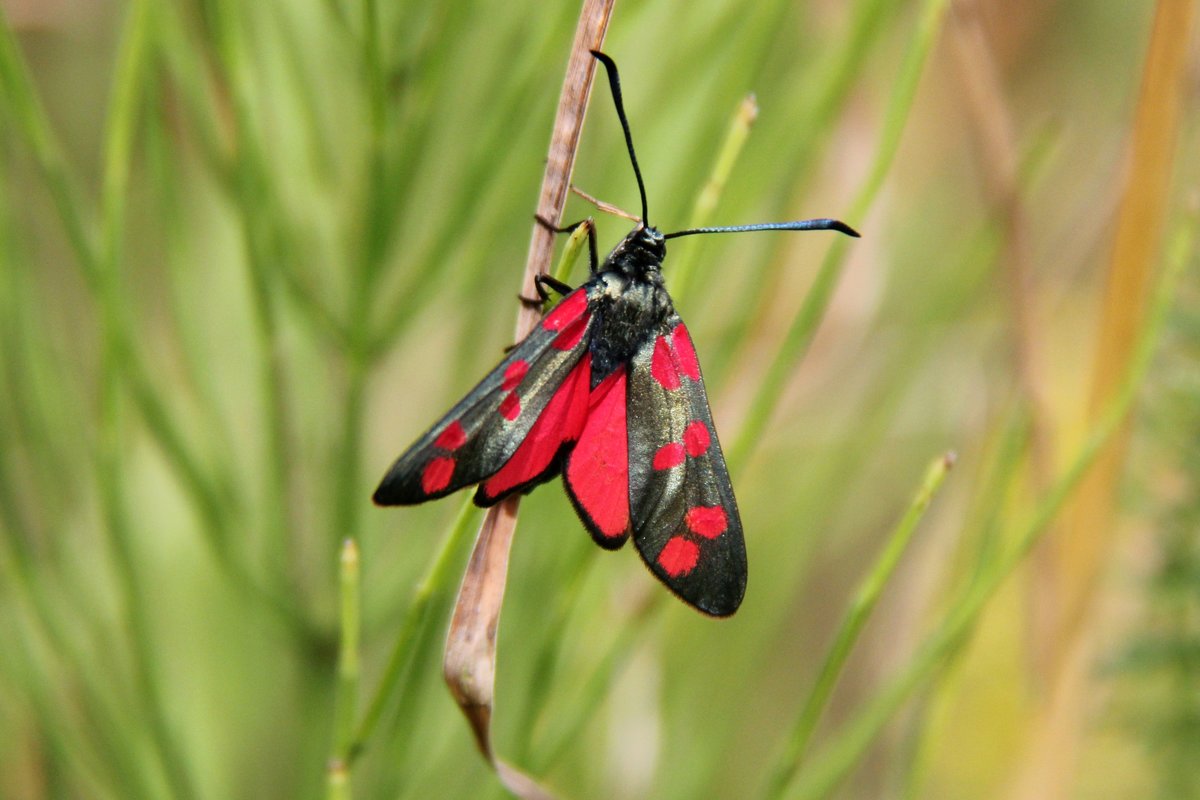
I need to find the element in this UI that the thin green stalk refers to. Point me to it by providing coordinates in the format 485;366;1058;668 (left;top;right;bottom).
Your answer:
95;3;199;798
703;0;901;388
334;359;370;554
785;202;1193;800
532;599;667;773
0;482;155;798
331;0;395;555
364;3;578;360
125;355;309;633
728;0;952;471
667;93;758;303
779;0;896;167
763;452;956;799
511;532;596;766
327;764;350;800
148;1;231;193
550;218;595;288
717;216;1004;791
336;539;363;750
0;163;80;690
894;686;940;800
346;499;480;765
790;422;1125;799
269;0;337;182
1;9;306;633
962;403;1033;583
1;612;137;800
153;3;348;347
208;0;307;610
333;104;394;559
0;294;161;797
362;0;386;141
0;8;98;283
329;539;362;798
321;0;352;31
138;73;258;580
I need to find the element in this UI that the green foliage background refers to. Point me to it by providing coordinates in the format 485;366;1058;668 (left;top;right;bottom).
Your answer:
1;1;1196;798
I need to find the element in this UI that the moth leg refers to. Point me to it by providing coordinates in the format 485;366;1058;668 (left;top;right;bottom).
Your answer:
534;214;582;234
535;214;600;275
536;274;574;299
518;274;576;310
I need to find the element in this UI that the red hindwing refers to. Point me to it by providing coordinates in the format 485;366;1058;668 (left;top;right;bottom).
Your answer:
563;367;631;547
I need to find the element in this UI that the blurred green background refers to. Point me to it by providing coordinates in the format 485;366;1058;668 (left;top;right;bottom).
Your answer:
1;0;1197;798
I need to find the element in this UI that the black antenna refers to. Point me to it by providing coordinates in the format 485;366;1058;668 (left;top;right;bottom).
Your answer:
590;50;650;227
665;218;861;239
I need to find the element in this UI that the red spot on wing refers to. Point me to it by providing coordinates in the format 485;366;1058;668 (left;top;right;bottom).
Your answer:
434;420;467;451
653;442;685;470
499;392;521;421
672;324;701;381
565;369;630;539
542;290;588;331
685;506;727;539
502;360;529;391
658;537;699;577
650;336;680;390
480;354;592;500
421;457;455;494
552;314;589;351
683;421;711;456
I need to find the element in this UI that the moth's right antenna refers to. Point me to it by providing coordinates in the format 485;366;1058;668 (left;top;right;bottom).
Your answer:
664;219;861;239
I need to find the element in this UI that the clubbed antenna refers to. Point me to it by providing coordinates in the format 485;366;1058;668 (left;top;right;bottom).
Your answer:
665;219;861;240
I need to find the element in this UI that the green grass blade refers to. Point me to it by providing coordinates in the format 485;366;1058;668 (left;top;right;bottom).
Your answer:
95;3;199;797
667;93;758;303
764;451;956;799
329;539;362;798
728;0;952;471
348;499;480;766
786;201;1194;800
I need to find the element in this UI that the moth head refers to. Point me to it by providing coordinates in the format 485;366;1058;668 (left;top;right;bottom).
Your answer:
627;223;667;262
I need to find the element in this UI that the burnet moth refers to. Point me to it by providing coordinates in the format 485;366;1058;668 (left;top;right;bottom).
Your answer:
373;52;859;616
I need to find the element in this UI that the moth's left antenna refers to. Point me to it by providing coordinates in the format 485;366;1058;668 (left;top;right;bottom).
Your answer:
590;51;650;227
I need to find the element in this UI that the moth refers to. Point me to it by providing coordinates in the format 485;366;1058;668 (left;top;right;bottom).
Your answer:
373;51;858;616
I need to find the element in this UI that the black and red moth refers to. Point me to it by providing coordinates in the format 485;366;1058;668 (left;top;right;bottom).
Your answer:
373;52;858;616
